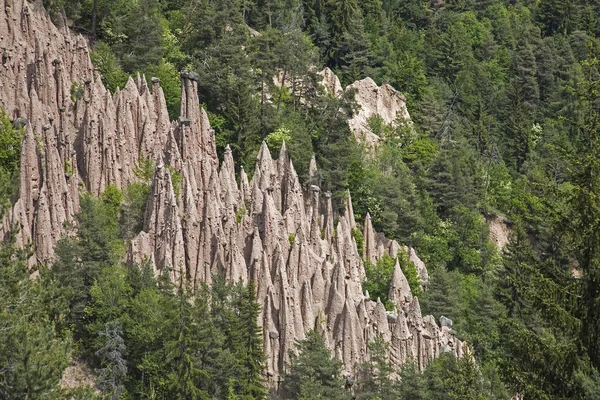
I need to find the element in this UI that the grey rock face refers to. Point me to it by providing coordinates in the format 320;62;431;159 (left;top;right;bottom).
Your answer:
0;1;465;385
440;315;453;327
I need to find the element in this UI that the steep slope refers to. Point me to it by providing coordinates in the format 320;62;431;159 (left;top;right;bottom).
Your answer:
0;0;463;384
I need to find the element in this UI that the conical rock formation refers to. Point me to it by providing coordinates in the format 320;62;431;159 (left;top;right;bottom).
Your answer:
0;0;464;385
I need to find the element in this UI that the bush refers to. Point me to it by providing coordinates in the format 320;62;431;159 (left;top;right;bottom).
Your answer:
0;111;23;215
363;251;422;308
90;41;128;94
70;82;84;102
144;60;182;120
363;254;396;306
266;126;292;154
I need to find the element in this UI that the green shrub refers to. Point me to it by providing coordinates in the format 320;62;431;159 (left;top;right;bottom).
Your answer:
121;182;151;239
288;233;296;246
0;111;23;215
134;155;155;182
90;41;128;94
363;254;395;307
351;227;364;254
144;60;181;120
363;250;422;308
70;82;84;102
235;205;246;224
165;165;182;197
266;126;292;154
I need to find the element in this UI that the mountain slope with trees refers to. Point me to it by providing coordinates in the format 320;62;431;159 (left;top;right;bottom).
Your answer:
1;0;600;398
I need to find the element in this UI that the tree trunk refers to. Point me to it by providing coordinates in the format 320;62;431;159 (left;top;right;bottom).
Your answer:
91;0;99;42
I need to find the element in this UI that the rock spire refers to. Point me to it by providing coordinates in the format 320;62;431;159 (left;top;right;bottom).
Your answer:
0;0;464;385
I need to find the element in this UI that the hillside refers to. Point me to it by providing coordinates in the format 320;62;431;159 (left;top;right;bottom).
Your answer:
2;0;600;399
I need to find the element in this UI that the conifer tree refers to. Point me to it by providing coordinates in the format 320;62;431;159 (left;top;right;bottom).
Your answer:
356;336;396;399
95;324;127;400
396;361;427;400
283;330;348;400
235;283;268;399
567;53;600;371
165;288;211;399
0;237;70;399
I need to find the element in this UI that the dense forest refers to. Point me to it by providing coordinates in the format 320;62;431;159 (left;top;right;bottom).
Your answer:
3;0;600;398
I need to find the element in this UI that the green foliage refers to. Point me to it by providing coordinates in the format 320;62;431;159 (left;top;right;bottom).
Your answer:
133;154;155;183
70;82;84;103
64;159;74;177
398;249;422;297
363;251;421;307
351;227;364;254
288;233;296;246
356;337;395;399
95;323;127;399
165;165;182;197
283;330;348;400
266;126;292;154
396;361;427;400
232;283;267;399
208;110;231;154
421;266;505;361
43;0;81;17
90;41;128;93
114;0;165;72
363;253;395;307
565;53;600;372
0;111;23;216
235;205;246;224
86;266;131;343
52;190;125;343
423;352;488;400
143;60;182;120
101;184;123;214
0;236;71;399
120;182;150;240
0;112;23;174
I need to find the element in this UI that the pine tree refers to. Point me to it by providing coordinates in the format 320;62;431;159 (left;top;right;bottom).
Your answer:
86;265;132;352
114;0;165;72
325;0;370;84
165;289;211;399
0;236;71;399
505;37;540;172
52;192;125;342
567;54;600;371
282;330;348;400
537;0;580;35
421;352;487;400
95;323;128;400
396;361;427;400
356;336;396;399
496;224;583;397
234;283;268;399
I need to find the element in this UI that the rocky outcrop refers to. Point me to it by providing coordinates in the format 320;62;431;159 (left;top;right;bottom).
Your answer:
486;214;511;250
316;67;411;147
346;76;411;146
0;0;174;262
275;67;411;147
363;212;429;288
0;0;463;385
318;67;343;97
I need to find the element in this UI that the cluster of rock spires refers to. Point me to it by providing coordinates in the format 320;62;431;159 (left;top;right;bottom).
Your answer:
0;0;465;384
